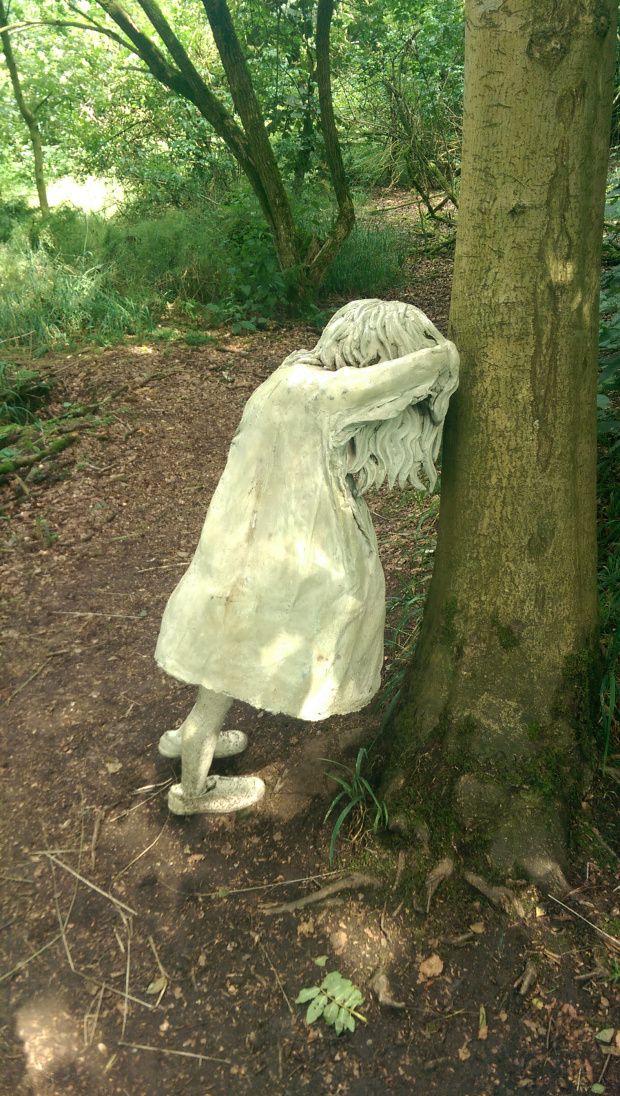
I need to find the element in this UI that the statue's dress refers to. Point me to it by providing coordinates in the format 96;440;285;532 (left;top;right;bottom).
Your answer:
155;354;441;720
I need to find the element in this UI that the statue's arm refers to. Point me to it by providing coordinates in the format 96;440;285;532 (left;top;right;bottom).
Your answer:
317;341;459;424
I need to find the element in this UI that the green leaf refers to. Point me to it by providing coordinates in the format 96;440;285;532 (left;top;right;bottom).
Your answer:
323;1000;340;1026
328;795;362;864
591;1085;606;1094
313;955;328;967
343;988;364;1010
295;986;320;1004
306;993;328;1024
322;970;347;994
595;1027;615;1044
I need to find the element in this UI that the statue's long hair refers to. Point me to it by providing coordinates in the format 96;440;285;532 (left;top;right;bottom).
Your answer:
284;299;452;494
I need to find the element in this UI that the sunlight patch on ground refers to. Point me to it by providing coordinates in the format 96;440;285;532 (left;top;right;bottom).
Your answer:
16;992;79;1083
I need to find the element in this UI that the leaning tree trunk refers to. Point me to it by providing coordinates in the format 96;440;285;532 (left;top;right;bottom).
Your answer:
0;0;49;214
384;0;617;890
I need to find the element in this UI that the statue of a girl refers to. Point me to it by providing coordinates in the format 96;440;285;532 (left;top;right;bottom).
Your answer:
155;298;459;814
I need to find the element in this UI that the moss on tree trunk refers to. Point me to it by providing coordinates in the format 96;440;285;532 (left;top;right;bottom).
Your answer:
384;0;617;890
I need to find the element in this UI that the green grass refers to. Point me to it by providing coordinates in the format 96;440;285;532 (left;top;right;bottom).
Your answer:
0;227;150;354
0;195;418;352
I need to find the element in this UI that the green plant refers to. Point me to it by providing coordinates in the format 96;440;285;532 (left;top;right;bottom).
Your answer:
322;747;388;864
0;360;53;424
295;970;366;1034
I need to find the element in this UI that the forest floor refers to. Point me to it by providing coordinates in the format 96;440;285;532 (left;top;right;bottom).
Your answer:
0;249;619;1096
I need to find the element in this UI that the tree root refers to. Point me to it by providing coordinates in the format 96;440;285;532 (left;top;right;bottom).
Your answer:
463;871;525;918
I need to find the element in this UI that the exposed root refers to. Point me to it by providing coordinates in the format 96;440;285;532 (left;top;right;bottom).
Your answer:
514;958;538;996
463;871;525;918
425;856;455;913
260;872;380;914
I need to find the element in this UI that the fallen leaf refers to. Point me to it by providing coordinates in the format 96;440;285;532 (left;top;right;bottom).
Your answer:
105;760;122;774
469;921;485;934
595;1028;615;1045
146;975;167;995
313;955;328;967
478;1004;488;1040
499;1010;508;1023
458;1042;471;1061
418;954;443;980
330;929;347;954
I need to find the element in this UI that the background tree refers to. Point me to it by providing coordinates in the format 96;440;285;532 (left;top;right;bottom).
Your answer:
384;0;617;890
0;0;49;212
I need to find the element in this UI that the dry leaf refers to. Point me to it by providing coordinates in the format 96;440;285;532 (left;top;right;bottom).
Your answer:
418;953;443;980
469;921;485;934
458;1042;471;1061
499;1010;508;1023
478;1004;488;1040
105;760;122;774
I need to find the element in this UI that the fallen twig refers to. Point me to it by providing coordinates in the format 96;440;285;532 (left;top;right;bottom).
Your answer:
260;872;380;914
50;610;147;621
548;893;620;950
0;933;63;983
119;1040;230;1065
39;852;137;917
114;819;167;881
258;939;293;1014
2;648;71;707
91;808;106;870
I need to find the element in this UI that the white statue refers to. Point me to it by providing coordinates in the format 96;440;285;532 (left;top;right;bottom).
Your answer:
155;299;459;814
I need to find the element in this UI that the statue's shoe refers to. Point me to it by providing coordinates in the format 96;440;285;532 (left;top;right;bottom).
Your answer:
158;728;248;760
167;775;265;815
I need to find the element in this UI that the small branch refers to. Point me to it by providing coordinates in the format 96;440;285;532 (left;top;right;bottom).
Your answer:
39;853;137;917
548;893;620;950
119;1040;230;1065
258;939;293;1014
0;933;63;984
260;872;380;914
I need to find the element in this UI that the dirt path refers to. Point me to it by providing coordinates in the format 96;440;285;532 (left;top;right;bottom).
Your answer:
0;280;618;1095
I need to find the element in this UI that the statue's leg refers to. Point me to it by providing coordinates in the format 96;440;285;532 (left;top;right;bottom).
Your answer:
180;687;231;799
167;687;265;815
158;714;247;760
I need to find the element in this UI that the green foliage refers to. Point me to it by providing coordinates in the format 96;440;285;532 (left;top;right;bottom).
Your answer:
0;360;53;424
322;747;389;864
321;221;412;296
0;224;150;353
295;970;366;1035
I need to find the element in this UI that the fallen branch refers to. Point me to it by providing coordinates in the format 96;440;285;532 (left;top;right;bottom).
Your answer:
260;872;380;914
0;432;77;477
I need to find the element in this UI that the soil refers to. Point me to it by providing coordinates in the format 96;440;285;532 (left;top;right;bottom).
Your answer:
0;264;618;1096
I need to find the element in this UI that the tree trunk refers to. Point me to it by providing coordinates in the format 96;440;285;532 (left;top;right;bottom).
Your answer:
0;0;49;214
384;0;616;890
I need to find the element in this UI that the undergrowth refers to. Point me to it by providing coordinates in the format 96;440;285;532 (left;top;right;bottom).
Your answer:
0;193;414;352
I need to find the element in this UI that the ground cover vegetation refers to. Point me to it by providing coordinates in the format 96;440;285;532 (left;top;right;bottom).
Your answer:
0;2;619;1093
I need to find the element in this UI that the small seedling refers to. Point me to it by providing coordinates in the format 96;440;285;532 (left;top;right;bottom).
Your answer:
322;747;389;864
295;970;366;1034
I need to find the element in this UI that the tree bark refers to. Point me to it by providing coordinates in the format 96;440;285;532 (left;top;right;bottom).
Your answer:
0;0;49;214
385;0;617;890
307;0;355;288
